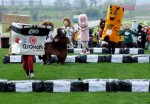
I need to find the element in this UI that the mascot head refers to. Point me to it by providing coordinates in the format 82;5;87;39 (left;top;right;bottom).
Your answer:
41;21;54;31
107;5;124;22
99;19;106;30
63;17;71;27
57;28;66;38
102;4;124;43
78;14;88;29
137;23;144;32
122;23;131;30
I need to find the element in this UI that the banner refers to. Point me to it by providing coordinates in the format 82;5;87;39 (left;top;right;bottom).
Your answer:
11;22;50;55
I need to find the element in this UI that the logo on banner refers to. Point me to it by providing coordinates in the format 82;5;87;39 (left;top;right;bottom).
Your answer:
22;36;43;50
28;29;39;35
29;36;37;45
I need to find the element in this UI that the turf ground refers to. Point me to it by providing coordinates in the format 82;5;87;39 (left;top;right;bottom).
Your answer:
0;48;150;104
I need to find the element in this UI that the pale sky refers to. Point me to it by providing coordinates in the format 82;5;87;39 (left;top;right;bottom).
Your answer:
102;0;150;5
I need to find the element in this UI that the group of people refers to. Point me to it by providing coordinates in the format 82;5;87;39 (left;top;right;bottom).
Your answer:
92;21;150;50
69;20;150;52
11;15;150;79
13;14;89;79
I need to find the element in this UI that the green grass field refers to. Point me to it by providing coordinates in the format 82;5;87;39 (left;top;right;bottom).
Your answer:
1;48;150;104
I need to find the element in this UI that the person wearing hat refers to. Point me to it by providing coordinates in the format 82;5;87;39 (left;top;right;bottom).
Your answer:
120;23;140;48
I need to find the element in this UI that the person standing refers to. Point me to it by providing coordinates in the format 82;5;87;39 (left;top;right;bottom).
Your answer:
15;37;34;78
12;22;50;78
78;14;89;54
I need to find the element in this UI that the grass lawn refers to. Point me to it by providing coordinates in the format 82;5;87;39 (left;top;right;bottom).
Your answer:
0;48;150;104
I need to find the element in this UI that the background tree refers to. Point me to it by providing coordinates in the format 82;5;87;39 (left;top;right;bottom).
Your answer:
53;0;71;17
73;0;87;10
0;6;8;21
90;0;97;7
29;6;39;21
53;0;71;11
84;8;100;20
11;6;19;14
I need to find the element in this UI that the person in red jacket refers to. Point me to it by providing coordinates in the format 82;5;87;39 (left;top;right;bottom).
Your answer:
15;37;34;78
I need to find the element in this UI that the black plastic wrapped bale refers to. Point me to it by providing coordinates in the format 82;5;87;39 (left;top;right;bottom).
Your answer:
89;48;93;54
70;81;84;92
106;81;120;92
32;81;44;92
105;55;111;62
1;37;10;48
68;48;74;53
119;48;125;54
76;56;81;63
43;82;53;92
0;82;7;92
122;55;133;63
102;48;107;54
83;82;89;92
98;55;106;62
119;81;132;92
115;48;125;54
3;55;10;64
6;82;16;92
138;48;144;54
124;48;130;54
132;57;138;63
76;55;87;63
75;56;78;63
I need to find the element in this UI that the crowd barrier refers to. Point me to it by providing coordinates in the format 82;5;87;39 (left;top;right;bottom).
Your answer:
3;54;150;64
0;79;150;92
68;48;144;54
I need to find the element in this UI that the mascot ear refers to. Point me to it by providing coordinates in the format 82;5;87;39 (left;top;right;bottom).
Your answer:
110;5;112;8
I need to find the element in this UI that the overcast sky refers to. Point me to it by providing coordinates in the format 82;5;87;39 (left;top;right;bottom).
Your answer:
42;0;150;6
0;0;150;6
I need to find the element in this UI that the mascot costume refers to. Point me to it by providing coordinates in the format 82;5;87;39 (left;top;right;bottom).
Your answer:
11;22;50;78
137;23;147;49
102;5;124;54
78;14;89;54
98;19;107;47
45;28;71;65
63;17;75;48
99;19;106;38
120;23;139;48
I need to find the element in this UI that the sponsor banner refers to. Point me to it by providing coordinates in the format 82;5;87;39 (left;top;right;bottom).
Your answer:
11;22;50;55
